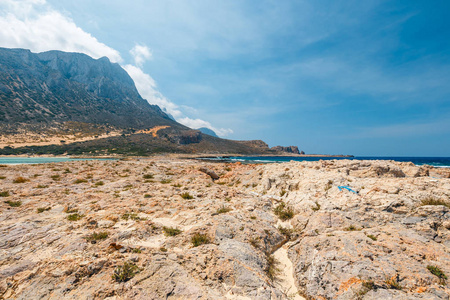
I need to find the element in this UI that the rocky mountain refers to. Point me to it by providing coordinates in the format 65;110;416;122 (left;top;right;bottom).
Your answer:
0;47;179;130
270;145;300;154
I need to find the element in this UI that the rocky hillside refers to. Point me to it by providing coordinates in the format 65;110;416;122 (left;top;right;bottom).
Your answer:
0;158;448;299
0;47;177;130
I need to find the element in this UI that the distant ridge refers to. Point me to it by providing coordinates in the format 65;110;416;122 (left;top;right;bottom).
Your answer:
198;127;218;137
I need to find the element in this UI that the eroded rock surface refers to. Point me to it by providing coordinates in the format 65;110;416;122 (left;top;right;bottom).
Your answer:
0;158;449;299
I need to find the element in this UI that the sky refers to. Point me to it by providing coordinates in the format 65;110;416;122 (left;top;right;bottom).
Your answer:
0;0;449;156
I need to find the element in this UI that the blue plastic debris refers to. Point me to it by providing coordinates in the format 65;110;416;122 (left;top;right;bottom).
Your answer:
338;185;358;194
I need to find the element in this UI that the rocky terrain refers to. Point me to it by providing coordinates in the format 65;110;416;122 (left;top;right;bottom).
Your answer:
0;158;449;299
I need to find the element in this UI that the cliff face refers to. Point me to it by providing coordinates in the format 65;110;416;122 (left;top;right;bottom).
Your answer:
0;48;178;129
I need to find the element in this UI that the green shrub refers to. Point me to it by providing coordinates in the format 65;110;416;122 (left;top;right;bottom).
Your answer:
5;200;21;207
67;213;83;221
143;174;153;179
36;185;48;189
74;178;88;184
0;191;10;197
94;181;104;186
112;262;140;282
122;212;143;221
37;207;51;213
215;206;232;214
311;201;321;211
180;192;193;199
344;225;361;231
273;202;294;221
0;176;6;179
385;276;402;290
85;231;108;242
163;226;182;236
427;265;447;282
264;254;279;281
367;234;377;241
160;179;172;184
191;233;210;247
144;194;151;198
280;190;286;197
51;175;60;181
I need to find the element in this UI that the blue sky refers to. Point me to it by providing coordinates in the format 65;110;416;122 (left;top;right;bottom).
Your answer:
1;0;449;156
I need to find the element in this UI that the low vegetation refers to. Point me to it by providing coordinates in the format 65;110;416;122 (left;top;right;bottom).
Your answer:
215;206;232;214
85;231;109;242
264;254;279;281
420;197;450;208
0;191;10;197
67;213;83;221
180;192;193;199
13;176;29;183
163;226;182;236
37;207;51;213
74;178;88;184
273;202;294;220
191;233;210;247
427;265;447;283
5;200;21;207
112;262;140;282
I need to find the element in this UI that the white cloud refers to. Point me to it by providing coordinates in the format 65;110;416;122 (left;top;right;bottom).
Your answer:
0;0;233;137
124;64;233;136
130;44;152;68
0;0;122;62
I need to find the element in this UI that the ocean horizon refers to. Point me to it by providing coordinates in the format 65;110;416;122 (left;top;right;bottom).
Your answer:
201;156;450;168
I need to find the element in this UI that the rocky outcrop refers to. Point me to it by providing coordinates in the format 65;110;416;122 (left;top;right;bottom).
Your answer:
271;146;300;154
0;158;449;299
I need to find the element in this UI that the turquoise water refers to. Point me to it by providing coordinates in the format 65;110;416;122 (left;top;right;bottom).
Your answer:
0;157;116;164
201;156;450;167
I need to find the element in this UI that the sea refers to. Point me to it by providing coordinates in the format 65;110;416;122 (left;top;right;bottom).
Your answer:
0;157;116;165
199;156;450;168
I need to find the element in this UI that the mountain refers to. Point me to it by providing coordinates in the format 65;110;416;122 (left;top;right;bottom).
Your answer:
0;47;284;155
197;127;218;137
0;47;179;130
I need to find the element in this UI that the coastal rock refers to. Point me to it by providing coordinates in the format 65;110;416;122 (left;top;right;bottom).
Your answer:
271;146;300;154
0;158;448;299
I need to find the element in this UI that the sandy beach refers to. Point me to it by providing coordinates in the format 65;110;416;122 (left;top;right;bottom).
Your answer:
0;157;449;299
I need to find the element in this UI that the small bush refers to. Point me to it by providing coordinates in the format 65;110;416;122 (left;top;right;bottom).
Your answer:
280;190;286;197
160;179;172;184
163;226;182;236
180;192;193;199
427;265;447;282
367;234;377;241
144;194;151;198
249;237;260;248
215;206;232;214
421;197;450;208
191;233;210;247
67;213;83;221
112;262;140;282
278;226;295;240
13;176;29;183
37;207;51;213
311;201;321;211
143;174;153;179
0;191;10;197
0;176;6;179
5;200;21;207
36;185;48;189
132;248;142;253
265;254;280;281
74;178;88;184
85;231;109;242
344;225;361;231
94;181;104;186
385;276;402;290
160;247;168;252
122;212;142;221
51;175;60;181
274;202;294;221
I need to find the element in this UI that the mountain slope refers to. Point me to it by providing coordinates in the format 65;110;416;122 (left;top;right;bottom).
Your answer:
0;47;179;130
